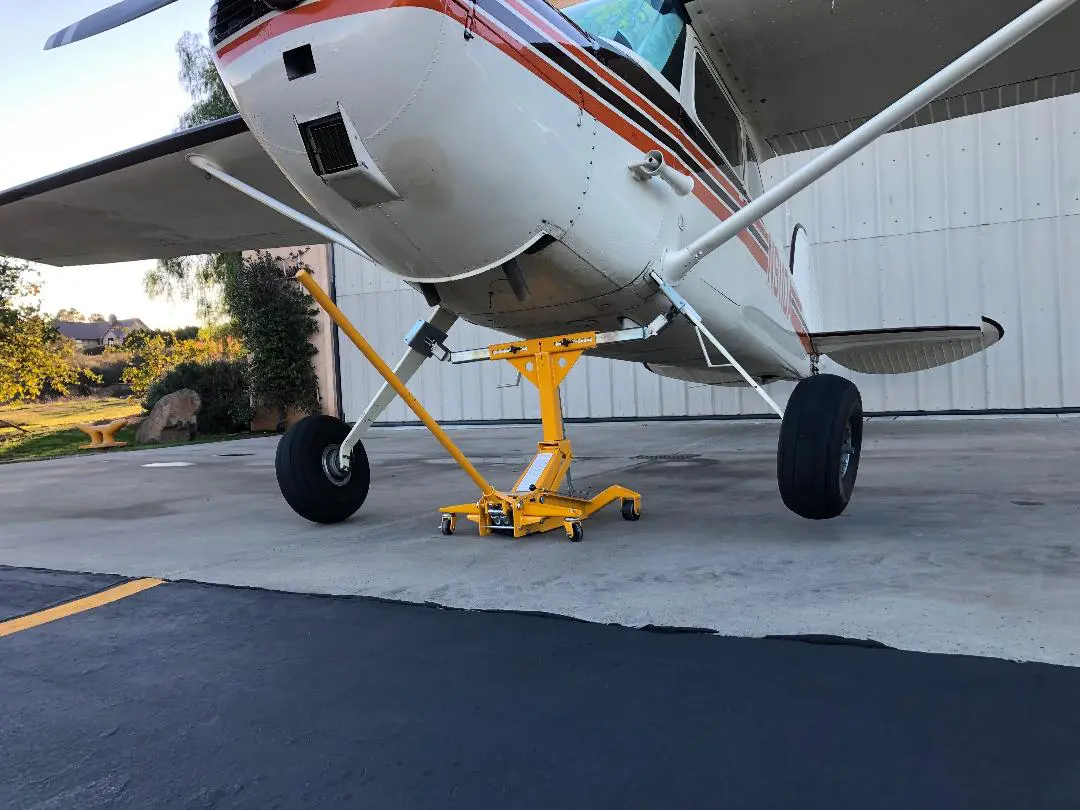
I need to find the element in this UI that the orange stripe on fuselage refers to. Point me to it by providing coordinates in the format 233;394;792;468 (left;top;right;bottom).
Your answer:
216;0;447;64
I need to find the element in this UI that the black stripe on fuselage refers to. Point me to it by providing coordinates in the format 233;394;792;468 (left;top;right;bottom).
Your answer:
474;0;770;253
519;0;770;251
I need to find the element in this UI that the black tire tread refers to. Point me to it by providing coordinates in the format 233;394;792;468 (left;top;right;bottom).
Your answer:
777;375;862;520
275;415;370;524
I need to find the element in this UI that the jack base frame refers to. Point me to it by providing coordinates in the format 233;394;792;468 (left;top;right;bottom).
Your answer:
440;486;641;540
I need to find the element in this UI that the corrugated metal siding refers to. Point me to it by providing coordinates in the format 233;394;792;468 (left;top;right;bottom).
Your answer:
336;92;1080;422
770;91;1080;412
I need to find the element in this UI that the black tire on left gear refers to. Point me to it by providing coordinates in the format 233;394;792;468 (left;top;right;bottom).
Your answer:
776;374;863;520
275;415;370;524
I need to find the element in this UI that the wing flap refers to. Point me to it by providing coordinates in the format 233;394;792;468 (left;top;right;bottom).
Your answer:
810;319;1004;375
0;115;330;266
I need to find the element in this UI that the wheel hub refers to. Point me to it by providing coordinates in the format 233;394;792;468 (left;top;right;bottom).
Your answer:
839;422;855;481
320;444;352;486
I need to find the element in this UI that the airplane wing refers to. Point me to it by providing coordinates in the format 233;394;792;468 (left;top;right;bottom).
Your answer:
0;115;330;266
808;318;1005;375
688;0;1080;155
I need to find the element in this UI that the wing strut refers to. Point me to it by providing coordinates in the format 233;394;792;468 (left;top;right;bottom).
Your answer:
185;154;376;263
663;0;1080;283
650;272;785;417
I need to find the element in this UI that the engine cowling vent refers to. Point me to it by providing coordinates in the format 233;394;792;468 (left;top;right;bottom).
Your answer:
299;114;360;177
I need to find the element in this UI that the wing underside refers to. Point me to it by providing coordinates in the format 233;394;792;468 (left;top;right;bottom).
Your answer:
0;115;330;266
808;319;1005;375
687;0;1080;155
644;318;1004;385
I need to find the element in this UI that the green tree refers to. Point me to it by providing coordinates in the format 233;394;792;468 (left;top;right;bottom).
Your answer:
223;251;321;427
121;331;245;398
54;307;88;322
0;258;99;403
0;258;25;327
144;252;239;323
176;31;237;129
143;32;240;322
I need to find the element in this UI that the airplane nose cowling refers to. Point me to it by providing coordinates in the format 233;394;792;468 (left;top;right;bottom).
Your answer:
214;3;452;276
214;0;600;283
216;3;446;143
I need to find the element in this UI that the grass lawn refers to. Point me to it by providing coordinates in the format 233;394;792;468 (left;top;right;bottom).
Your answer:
0;397;271;463
0;397;141;431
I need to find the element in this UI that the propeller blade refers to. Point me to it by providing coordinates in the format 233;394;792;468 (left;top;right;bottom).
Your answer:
44;0;181;50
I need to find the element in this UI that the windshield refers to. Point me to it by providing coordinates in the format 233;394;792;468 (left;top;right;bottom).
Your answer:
557;0;687;86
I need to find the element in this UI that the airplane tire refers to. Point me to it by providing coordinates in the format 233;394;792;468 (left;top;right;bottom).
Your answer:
777;374;863;520
276;415;370;524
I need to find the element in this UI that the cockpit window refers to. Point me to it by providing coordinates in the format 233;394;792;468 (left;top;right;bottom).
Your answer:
556;0;687;88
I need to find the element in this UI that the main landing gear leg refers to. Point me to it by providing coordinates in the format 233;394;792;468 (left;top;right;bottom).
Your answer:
650;271;863;520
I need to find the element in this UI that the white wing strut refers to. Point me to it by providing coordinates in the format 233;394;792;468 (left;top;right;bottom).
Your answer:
186;154;376;264
663;0;1080;283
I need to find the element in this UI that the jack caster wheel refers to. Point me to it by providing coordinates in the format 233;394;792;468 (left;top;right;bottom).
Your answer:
777;374;862;520
440;515;455;536
620;499;640;521
567;521;584;542
276;415;370;524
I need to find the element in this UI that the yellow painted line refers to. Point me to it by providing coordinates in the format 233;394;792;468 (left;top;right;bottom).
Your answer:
0;578;165;638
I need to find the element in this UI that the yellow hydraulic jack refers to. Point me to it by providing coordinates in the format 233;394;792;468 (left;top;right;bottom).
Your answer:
438;332;640;541
296;270;652;542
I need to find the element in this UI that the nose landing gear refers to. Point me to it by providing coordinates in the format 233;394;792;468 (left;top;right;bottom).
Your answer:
275;415;371;524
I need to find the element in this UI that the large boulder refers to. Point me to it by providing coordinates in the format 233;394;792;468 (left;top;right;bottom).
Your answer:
135;389;202;444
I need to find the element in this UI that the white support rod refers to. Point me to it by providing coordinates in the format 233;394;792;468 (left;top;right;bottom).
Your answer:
695;326;784;417
339;305;458;467
650;271;784;416
186;154;376;264
663;0;1080;283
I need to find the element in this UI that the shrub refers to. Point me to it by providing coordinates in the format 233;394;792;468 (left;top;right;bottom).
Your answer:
144;359;254;434
76;352;131;386
60;352;132;397
172;326;200;341
222;251;321;429
122;334;245;398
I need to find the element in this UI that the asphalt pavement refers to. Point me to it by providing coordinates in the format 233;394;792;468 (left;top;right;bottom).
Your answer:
2;568;1078;809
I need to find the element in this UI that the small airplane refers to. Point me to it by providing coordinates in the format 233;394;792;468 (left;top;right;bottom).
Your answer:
1;0;1076;531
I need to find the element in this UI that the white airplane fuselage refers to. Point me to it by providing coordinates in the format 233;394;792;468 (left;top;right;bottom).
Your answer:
212;0;815;381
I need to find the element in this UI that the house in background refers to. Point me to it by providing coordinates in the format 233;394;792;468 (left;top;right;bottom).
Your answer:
53;318;148;350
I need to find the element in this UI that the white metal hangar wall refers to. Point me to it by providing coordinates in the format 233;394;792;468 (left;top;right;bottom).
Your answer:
333;92;1080;424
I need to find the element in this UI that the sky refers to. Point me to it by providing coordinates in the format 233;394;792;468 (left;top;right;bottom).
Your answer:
1;3;217;328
